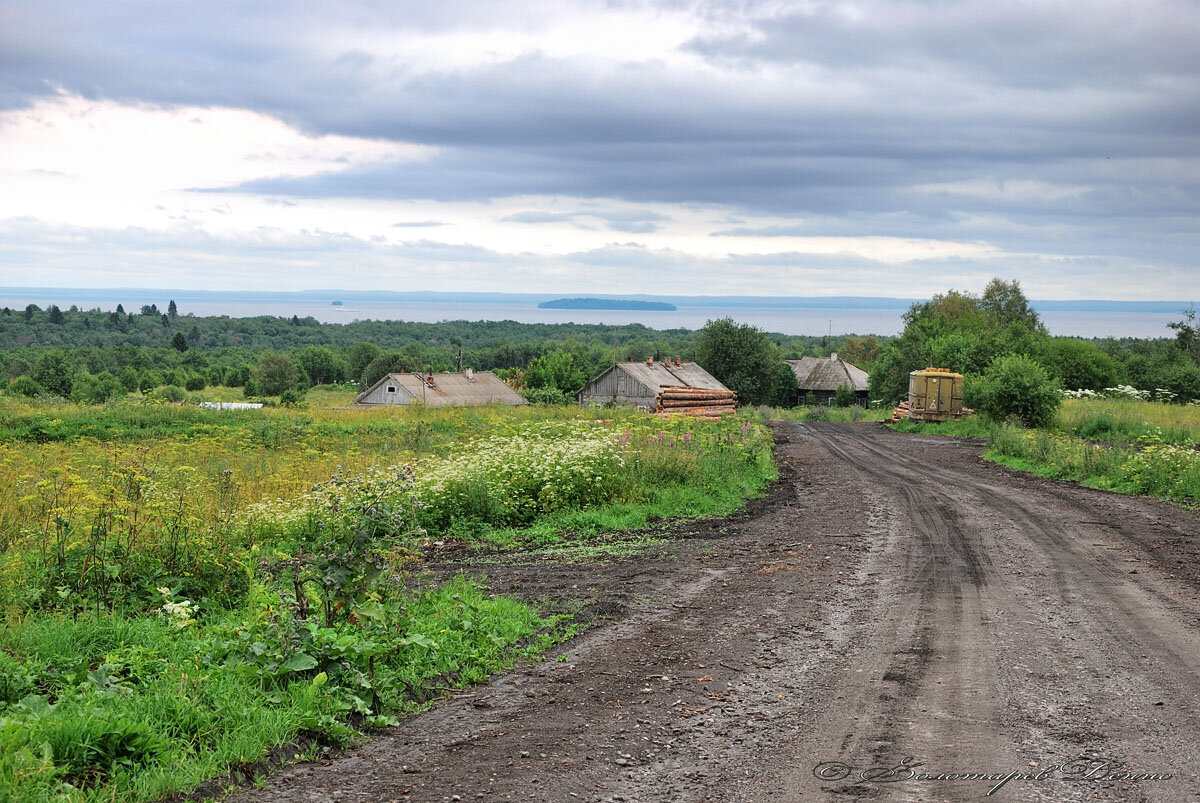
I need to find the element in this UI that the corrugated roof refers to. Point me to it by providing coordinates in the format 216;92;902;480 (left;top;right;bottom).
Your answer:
787;355;869;392
582;361;729;396
356;371;527;406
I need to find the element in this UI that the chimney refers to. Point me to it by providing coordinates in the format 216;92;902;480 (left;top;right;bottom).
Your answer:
646;356;654;366
831;352;838;361
626;356;633;362
675;356;682;366
465;367;474;381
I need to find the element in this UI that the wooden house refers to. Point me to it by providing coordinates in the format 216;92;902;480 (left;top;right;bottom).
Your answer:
354;369;527;407
576;358;730;411
787;353;869;406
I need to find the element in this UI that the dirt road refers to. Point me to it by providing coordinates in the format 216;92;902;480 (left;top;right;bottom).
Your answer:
233;423;1200;802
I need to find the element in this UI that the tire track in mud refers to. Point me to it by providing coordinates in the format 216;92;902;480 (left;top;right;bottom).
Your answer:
761;423;1200;803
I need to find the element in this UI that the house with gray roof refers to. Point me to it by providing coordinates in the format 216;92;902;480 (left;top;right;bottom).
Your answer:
576;358;729;411
354;369;527;407
787;353;869;406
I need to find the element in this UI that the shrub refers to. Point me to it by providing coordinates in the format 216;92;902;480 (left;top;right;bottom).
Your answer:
971;354;1062;428
1075;413;1119;440
832;384;856;408
156;385;186;403
521;386;571;405
6;376;45;397
279;388;306;407
71;371;126;405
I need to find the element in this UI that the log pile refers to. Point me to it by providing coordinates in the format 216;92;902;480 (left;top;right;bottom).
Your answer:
887;400;975;424
887;400;911;424
655;386;737;417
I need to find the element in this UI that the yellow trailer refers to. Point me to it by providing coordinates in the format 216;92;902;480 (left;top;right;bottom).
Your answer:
906;367;964;422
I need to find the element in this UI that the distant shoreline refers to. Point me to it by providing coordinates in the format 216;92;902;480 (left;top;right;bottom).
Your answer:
538;297;677;311
0;288;1188;338
0;287;1189;314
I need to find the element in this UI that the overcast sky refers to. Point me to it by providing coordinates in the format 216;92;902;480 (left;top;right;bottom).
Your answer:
0;0;1197;299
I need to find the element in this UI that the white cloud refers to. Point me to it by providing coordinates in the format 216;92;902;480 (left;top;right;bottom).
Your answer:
0;91;434;227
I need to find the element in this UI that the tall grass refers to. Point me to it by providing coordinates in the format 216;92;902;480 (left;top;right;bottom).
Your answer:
881;398;1200;505
1057;398;1200;444
985;424;1200;504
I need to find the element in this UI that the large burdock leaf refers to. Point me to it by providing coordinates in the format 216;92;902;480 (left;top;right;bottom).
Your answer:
280;652;319;673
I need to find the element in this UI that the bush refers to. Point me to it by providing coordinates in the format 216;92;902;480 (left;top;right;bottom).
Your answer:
831;384;855;407
521;386;571;405
279;388;306;407
156;385;186;403
6;376;45;397
71;371;126;405
1075;413;1119;440
971;354;1062;428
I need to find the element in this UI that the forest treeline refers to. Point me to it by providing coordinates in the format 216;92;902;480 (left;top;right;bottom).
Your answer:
1;283;1197;406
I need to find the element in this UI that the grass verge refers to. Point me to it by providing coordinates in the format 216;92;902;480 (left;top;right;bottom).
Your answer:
0;575;575;803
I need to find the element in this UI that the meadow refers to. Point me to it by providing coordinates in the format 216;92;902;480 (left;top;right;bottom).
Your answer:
891;397;1200;505
0;392;776;802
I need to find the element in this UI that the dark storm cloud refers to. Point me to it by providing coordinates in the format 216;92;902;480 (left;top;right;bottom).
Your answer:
1;0;1198;287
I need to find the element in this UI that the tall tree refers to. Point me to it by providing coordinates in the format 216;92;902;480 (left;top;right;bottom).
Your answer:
1168;307;1200;363
32;350;74;397
296;345;340;386
348;342;383;384
694;318;796;406
252;352;302;396
979;278;1044;333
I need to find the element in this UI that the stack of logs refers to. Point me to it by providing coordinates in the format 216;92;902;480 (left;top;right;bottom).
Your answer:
887;400;911;423
656;386;738;417
887;399;976;423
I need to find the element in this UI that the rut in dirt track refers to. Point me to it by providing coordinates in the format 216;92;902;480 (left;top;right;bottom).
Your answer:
230;422;1200;803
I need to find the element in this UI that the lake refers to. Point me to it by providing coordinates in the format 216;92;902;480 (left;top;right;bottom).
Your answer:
0;293;1187;339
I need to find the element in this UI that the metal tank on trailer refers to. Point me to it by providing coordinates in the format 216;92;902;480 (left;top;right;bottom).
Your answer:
905;367;964;422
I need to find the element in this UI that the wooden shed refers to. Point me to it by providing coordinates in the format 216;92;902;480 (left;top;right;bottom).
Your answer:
787;352;870;407
354;369;527;407
576;358;730;412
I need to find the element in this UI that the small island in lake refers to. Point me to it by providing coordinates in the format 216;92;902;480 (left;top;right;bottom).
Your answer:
538;297;676;311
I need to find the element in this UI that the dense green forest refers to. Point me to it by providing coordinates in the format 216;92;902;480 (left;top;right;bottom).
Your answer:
868;280;1200;404
0;300;850;403
1;285;1197;406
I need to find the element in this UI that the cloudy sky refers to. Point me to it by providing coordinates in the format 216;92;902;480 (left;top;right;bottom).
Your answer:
0;0;1197;299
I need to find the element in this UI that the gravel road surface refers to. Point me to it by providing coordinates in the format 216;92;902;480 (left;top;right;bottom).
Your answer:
231;422;1200;802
